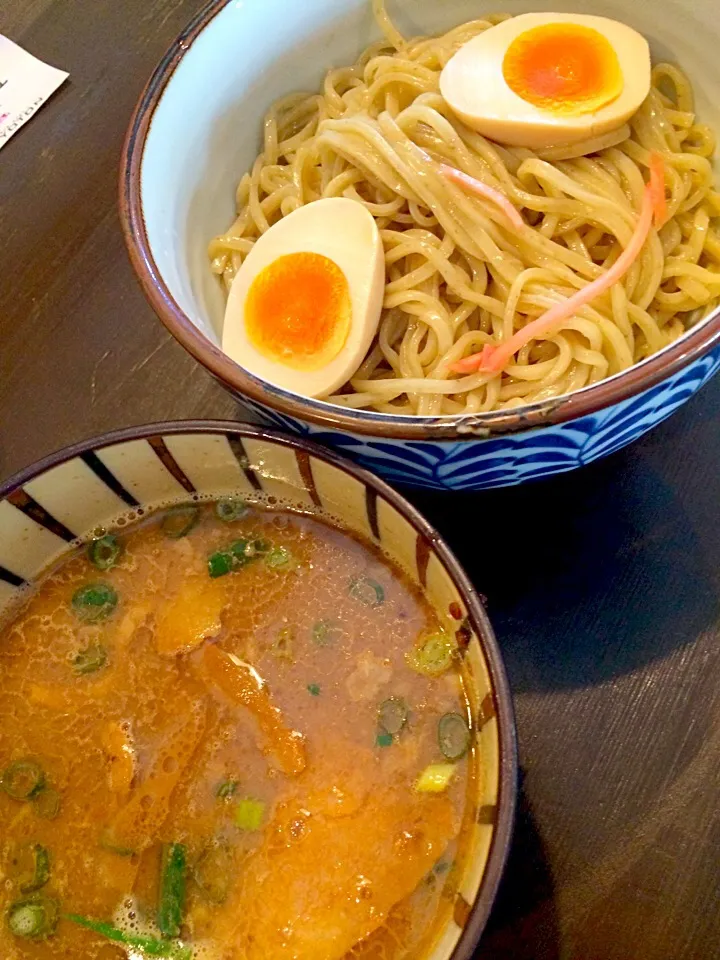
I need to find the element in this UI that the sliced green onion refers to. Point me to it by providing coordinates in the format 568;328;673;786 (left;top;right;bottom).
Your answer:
415;763;456;793
438;713;471;761
229;539;252;567
216;779;238;800
16;844;51;894
312;619;343;647
99;836;135;857
209;538;269;578
64;914;191;957
71;583;118;622
271;626;295;662
158;843;187;940
208;551;233;578
2;759;45;800
307;683;321;697
7;896;59;939
244;538;270;559
349;577;385;607
72;643;107;676
162;505;200;539
33;786;61;821
406;631;457;677
425;858;453;886
88;535;122;570
377;697;408;736
234;798;265;831
376;732;393;748
193;842;234;904
265;546;293;569
215;498;249;522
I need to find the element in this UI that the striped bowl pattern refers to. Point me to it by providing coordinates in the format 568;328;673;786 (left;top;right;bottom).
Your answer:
240;345;720;490
0;422;516;960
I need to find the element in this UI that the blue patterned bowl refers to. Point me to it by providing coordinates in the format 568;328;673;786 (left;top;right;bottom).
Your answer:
120;0;720;490
238;345;720;489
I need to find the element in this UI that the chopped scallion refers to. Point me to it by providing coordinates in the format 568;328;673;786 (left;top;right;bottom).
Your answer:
414;763;456;793
7;896;58;940
88;535;122;570
438;713;471;761
17;845;51;894
209;538;271;578
349;577;384;608
161;505;200;539
72;643;107;676
208;551;234;579
1;759;45;800
271;626;295;662
71;583;118;622
265;546;293;569
312;619;343;646
64;914;191;957
244;538;270;558
215;498;249;522
32;786;61;821
425;858;453;886
307;683;321;697
229;539;252;566
234;798;265;831
406;631;457;677
158;843;187;940
216;779;238;800
376;732;393;748
99;837;135;857
377;697;408;736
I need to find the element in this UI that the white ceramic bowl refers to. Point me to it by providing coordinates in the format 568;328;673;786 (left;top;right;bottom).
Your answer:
0;421;516;958
121;0;720;489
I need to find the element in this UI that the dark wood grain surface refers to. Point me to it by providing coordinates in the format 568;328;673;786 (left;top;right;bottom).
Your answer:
1;2;719;958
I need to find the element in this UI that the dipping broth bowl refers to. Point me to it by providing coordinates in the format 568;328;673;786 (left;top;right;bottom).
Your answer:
0;421;516;958
121;0;720;490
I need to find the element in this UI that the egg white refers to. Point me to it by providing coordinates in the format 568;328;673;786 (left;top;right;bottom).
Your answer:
222;197;385;399
440;12;651;149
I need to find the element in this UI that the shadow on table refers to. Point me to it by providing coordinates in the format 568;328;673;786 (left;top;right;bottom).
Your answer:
407;439;719;694
476;778;560;960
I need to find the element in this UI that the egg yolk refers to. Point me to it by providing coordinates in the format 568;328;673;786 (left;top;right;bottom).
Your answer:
502;23;623;116
245;252;352;371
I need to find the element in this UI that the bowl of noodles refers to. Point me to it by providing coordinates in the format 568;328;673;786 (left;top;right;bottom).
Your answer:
121;0;720;489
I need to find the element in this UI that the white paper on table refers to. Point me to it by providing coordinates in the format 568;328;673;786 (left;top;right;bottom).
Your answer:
0;35;68;150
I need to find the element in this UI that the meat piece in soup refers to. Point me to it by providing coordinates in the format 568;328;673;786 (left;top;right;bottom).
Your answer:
0;501;477;960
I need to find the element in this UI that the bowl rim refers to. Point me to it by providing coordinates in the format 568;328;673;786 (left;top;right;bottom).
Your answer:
120;0;720;441
0;418;518;958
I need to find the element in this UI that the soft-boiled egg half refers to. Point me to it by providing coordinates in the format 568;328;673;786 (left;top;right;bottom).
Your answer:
440;12;651;148
222;198;384;398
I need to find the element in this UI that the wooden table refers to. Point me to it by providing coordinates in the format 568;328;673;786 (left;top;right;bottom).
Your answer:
2;2;719;958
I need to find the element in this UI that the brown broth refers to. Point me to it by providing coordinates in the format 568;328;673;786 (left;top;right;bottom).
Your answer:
0;503;476;960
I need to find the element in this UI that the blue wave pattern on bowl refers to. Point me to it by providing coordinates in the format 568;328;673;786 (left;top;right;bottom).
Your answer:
243;345;720;490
